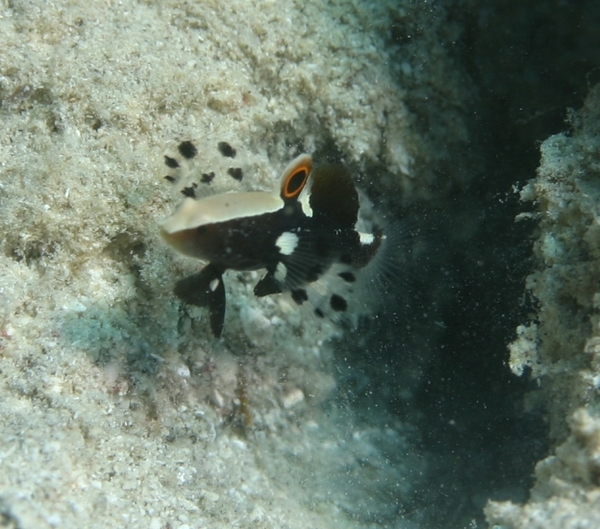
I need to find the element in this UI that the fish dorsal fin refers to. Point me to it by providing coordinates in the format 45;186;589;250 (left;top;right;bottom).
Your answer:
309;163;359;228
279;154;313;202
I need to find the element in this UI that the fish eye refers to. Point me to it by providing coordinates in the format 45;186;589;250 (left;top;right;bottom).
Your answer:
283;168;309;199
279;154;313;200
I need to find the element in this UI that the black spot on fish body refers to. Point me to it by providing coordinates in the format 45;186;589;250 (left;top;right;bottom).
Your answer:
291;289;308;305
330;294;348;312
164;175;176;183
201;172;215;184
164;155;179;168
181;183;198;198
338;271;356;283
227;167;243;181
178;140;198;159
218;141;236;158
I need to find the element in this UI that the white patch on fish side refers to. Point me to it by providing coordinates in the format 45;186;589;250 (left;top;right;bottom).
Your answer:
209;278;220;292
275;232;299;256
359;232;375;245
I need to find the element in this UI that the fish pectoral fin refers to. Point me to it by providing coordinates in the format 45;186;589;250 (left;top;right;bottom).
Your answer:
173;263;226;338
254;272;282;297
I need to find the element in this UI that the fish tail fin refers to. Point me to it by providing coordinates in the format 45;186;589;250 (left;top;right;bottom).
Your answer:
355;217;434;312
300;218;431;326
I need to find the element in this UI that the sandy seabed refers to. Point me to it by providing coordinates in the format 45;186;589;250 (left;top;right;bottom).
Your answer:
0;1;422;527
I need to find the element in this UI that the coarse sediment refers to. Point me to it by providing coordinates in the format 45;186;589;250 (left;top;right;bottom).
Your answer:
0;1;462;527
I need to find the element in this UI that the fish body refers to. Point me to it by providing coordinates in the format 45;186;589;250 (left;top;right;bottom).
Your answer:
160;143;384;337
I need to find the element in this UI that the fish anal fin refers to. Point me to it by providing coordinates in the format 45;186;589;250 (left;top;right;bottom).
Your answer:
208;277;226;338
174;263;226;338
254;272;282;297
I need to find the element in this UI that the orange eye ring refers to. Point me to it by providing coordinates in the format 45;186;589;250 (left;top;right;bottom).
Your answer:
283;167;309;199
280;155;313;200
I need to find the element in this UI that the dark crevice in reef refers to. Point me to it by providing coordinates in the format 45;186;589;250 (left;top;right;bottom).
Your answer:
334;1;600;527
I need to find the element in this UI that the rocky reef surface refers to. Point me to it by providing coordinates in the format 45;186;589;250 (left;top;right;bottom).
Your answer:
486;82;600;529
